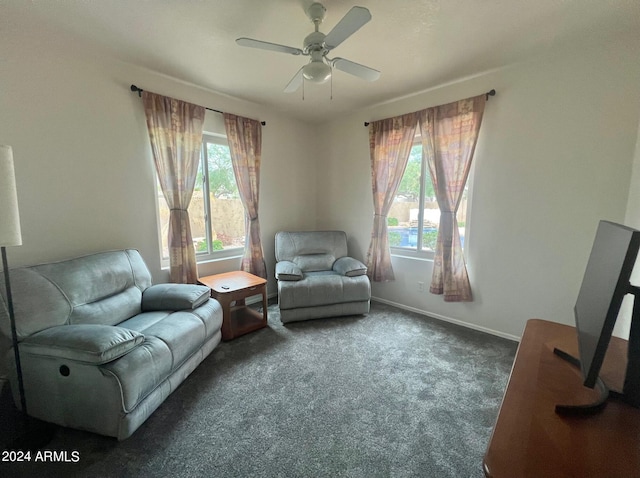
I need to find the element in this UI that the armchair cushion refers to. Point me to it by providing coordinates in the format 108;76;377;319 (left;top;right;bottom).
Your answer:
275;261;303;281
333;257;368;277
20;324;144;365
142;284;210;311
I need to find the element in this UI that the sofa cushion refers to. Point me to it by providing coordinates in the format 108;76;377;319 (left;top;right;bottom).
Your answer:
275;231;349;272
333;256;368;277
275;261;303;281
20;324;144;365
142;284;210;311
0;249;152;339
278;272;371;310
101;335;174;412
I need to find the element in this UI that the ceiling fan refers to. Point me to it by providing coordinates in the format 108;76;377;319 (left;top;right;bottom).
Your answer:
236;2;380;93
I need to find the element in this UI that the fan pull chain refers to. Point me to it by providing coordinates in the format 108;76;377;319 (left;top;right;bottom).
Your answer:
330;71;333;100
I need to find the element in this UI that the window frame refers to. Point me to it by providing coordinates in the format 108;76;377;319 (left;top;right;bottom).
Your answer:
389;136;474;261
195;132;244;263
156;132;244;268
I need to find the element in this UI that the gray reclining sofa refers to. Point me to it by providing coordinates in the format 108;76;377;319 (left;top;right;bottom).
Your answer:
0;249;222;439
275;231;371;323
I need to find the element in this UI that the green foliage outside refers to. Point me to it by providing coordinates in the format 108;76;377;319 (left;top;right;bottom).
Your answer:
196;143;239;199
388;217;399;226
389;231;401;247
397;144;436;201
195;238;225;253
423;230;438;251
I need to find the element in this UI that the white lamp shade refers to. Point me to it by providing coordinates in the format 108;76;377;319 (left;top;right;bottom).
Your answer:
302;61;331;84
0;145;22;246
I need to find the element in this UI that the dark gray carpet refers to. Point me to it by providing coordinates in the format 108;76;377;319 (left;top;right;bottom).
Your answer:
1;301;517;478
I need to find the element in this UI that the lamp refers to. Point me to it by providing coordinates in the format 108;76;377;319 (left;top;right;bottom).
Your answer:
302;60;332;84
0;145;54;449
0;145;26;411
302;49;332;84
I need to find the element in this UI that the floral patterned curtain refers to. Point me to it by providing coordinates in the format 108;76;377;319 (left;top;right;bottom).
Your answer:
142;91;204;284
366;112;419;282
223;113;267;279
418;94;486;301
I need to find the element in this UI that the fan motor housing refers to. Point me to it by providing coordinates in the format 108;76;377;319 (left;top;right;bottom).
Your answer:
304;31;327;52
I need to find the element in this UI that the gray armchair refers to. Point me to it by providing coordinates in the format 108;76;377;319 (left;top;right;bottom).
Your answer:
275;231;371;323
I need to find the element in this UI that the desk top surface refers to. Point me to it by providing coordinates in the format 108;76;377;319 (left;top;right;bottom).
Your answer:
483;319;640;478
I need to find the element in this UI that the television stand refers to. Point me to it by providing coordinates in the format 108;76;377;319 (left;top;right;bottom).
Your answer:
552;347;610;415
483;319;640;478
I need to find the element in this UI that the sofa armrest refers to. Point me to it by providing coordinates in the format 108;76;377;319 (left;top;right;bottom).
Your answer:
20;324;144;365
142;284;210;311
333;257;368;277
276;261;303;281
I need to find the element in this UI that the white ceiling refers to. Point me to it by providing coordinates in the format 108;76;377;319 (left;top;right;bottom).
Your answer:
4;0;640;123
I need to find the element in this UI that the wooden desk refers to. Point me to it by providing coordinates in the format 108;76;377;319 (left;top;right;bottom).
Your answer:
484;319;640;478
198;271;268;341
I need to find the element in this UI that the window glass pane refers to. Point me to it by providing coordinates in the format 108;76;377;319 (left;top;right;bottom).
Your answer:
389;143;425;250
204;141;245;251
156;162;207;259
191;158;208;254
421;165;439;252
156;137;245;261
387;141;471;254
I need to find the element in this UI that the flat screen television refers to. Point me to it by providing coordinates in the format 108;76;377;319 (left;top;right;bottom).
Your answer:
554;220;640;414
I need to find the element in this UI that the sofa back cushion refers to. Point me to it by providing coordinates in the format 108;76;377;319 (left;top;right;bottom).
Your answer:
275;231;349;272
0;249;152;340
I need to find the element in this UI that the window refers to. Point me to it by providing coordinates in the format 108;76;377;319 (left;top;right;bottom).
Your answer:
388;137;470;256
157;133;245;262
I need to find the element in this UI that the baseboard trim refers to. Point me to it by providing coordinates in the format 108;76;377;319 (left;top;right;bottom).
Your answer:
370;296;520;342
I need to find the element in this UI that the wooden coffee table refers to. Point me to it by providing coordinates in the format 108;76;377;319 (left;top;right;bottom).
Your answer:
198;271;268;341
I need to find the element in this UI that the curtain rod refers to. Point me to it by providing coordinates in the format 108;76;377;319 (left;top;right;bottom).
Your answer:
130;85;266;126
363;89;496;127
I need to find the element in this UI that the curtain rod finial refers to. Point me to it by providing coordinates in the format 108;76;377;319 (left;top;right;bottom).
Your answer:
130;84;143;97
486;89;496;100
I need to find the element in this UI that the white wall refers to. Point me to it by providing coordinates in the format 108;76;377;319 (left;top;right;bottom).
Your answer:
317;34;640;340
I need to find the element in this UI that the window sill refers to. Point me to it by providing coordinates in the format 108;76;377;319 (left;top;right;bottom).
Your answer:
159;250;244;270
390;248;435;262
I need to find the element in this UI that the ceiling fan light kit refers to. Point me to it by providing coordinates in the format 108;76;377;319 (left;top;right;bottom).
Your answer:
236;2;380;93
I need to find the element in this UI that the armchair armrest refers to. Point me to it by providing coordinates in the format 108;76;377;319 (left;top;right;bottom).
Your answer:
276;261;303;281
20;324;144;365
333;257;368;277
142;284;210;311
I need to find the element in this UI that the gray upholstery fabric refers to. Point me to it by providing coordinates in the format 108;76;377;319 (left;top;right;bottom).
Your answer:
275;261;303;281
20;324;144;364
275;231;349;271
275;231;371;323
278;273;371;309
142;283;210;311
0;249;223;440
0;249;152;338
279;301;370;323
333;256;368;277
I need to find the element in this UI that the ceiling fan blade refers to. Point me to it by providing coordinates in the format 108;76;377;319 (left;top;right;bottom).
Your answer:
324;6;371;50
236;37;303;56
284;67;304;93
332;58;380;81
